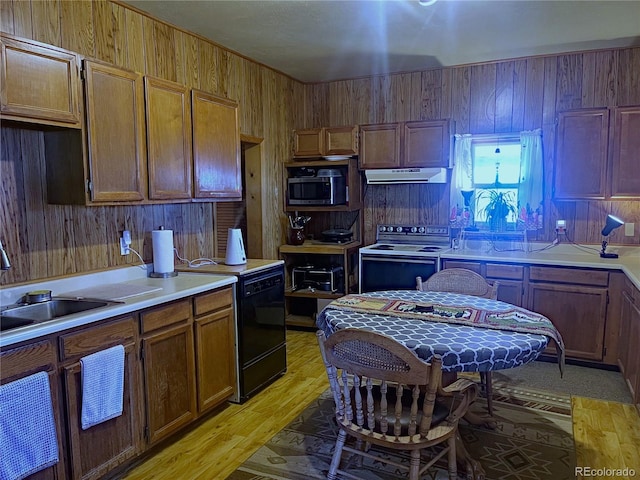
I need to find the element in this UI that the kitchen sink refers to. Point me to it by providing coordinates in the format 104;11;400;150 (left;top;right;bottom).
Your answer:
0;298;120;331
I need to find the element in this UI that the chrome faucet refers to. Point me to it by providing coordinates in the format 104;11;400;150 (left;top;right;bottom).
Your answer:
0;240;11;271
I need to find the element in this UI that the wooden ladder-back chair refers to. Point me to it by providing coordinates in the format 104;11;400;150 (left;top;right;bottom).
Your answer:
317;328;477;480
416;268;499;415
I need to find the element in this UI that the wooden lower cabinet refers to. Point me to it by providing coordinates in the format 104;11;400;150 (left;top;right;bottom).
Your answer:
0;286;237;478
0;340;66;480
140;299;197;445
441;259;618;363
440;260;525;306
60;316;142;480
619;281;640;406
528;266;609;361
528;283;608;360
194;287;236;413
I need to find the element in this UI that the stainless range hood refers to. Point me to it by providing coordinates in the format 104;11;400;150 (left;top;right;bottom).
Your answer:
364;167;449;185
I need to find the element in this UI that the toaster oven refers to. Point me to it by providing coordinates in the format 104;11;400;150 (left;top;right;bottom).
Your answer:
292;265;344;293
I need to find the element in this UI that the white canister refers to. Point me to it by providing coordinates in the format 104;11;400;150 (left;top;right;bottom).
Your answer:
225;228;247;265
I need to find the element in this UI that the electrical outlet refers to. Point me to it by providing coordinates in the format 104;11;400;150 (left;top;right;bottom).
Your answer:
119;237;129;255
120;230;131;255
555;219;566;235
624;223;635;237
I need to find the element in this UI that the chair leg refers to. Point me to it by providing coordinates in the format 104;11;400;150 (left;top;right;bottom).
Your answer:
409;449;421;480
447;435;457;480
328;429;347;480
480;371;494;416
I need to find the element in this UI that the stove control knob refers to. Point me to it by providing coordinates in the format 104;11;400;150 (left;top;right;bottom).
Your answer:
418;226;426;233
410;227;417;233
379;226;385;232
396;226;402;232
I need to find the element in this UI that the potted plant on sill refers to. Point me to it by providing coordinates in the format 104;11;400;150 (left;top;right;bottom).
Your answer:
480;190;516;232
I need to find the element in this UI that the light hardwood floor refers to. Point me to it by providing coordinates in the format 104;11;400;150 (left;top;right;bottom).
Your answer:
121;329;640;480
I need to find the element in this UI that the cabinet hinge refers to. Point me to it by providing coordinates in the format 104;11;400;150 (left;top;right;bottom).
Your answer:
144;425;149;441
86;179;92;193
80;68;85;81
606;291;610;304
140;345;144;360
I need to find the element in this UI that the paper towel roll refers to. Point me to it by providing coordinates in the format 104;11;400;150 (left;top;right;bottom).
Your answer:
152;229;175;274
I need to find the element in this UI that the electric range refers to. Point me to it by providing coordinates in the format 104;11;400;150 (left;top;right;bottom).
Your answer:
359;224;451;292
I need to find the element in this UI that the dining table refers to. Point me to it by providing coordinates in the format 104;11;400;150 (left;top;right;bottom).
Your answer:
315;289;565;480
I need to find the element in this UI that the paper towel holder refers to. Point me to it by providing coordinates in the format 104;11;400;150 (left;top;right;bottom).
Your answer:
149;226;178;278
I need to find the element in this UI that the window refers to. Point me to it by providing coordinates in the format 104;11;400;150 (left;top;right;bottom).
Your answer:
471;137;520;224
450;130;544;232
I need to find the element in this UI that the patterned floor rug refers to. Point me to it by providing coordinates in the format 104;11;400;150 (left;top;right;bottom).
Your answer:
225;384;575;480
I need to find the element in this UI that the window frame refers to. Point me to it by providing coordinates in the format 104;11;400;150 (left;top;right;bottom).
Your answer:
469;134;521;226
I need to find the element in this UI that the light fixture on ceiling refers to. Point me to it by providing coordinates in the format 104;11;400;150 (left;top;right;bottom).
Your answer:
600;214;624;258
418;0;438;6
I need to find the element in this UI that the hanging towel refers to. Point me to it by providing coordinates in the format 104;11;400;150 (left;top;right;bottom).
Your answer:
80;344;125;430
0;371;59;480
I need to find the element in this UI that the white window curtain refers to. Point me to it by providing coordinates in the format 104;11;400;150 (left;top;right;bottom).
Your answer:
517;129;544;216
449;134;473;217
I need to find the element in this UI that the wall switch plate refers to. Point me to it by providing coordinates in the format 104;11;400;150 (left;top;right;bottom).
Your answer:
624;223;635;237
555;219;566;234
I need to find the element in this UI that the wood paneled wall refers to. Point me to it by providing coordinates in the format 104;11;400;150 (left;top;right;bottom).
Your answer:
0;0;305;285
304;49;640;246
1;0;638;286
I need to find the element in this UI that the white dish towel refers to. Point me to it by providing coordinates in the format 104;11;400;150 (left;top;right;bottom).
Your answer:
0;371;59;480
81;344;125;430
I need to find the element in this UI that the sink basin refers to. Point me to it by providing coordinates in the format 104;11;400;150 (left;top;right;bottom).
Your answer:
0;298;119;331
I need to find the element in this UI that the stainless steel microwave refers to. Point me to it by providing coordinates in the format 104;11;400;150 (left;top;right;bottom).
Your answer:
287;175;347;206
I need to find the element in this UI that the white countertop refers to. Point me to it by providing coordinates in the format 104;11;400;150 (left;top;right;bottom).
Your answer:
440;242;640;290
0;265;236;348
175;258;284;276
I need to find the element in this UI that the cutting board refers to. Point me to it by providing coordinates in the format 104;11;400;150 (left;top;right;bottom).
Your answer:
62;283;162;301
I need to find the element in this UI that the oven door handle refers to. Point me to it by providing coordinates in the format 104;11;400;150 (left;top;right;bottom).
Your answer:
361;256;437;265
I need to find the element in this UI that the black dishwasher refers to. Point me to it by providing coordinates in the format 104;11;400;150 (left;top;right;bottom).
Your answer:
235;265;286;403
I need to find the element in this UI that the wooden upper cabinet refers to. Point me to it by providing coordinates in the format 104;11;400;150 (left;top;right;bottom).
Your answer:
404;120;451;168
0;33;81;128
191;89;241;200
293;126;358;158
144;76;192;200
84;60;147;202
293;128;323;157
360;120;451;169
611;105;640;199
325;126;358;156
553;108;609;200
359;123;402;169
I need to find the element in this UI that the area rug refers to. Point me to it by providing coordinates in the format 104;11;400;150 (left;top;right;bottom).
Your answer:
225;385;575;480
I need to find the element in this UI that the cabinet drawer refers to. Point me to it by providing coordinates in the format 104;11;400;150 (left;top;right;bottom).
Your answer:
529;266;608;286
59;316;136;361
194;287;233;317
486;263;524;280
441;260;481;274
141;299;192;334
1;340;56;381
